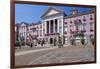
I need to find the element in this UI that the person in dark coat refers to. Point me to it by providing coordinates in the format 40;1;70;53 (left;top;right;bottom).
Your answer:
30;41;33;48
41;40;43;46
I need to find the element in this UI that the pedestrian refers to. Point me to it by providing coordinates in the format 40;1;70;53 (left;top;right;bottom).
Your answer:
54;38;56;46
41;40;44;46
30;43;33;48
30;41;33;48
41;41;43;46
58;37;60;48
58;42;61;48
58;37;63;48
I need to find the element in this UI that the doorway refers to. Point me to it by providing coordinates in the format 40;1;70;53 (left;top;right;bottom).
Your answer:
50;38;53;44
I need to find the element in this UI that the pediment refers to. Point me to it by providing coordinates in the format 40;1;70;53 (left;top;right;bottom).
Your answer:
20;22;27;26
21;23;26;26
41;7;64;18
45;9;60;16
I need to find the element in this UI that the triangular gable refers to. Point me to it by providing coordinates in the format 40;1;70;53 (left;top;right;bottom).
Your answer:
41;7;64;18
20;22;28;26
46;9;60;16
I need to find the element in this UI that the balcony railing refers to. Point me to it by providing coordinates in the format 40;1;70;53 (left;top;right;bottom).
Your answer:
45;33;59;36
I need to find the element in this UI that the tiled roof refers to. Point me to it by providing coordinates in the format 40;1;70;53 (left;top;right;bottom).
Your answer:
29;21;41;26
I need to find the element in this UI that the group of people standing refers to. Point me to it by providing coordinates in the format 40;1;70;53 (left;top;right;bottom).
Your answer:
28;38;63;48
29;39;45;48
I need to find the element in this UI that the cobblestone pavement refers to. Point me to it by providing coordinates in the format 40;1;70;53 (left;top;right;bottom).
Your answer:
15;45;95;66
15;45;50;52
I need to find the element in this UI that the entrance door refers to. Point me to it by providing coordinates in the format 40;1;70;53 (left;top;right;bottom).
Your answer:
50;38;53;44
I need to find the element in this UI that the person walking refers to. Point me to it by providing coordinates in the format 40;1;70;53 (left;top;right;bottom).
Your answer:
30;42;33;48
41;40;43;46
30;40;33;48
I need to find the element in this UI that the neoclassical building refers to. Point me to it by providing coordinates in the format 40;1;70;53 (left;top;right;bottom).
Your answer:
15;7;95;46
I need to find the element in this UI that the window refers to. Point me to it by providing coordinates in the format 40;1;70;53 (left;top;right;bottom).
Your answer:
65;37;68;41
59;27;62;33
64;26;67;34
76;25;78;31
37;31;38;35
65;28;67;31
40;30;42;36
70;21;73;23
40;25;42;28
83;16;86;21
90;15;93;20
70;29;72;34
37;26;39;29
32;28;36;32
65;22;67;24
64;31;67;34
24;32;25;36
90;22;94;32
43;29;45;35
83;23;86;31
70;25;73;30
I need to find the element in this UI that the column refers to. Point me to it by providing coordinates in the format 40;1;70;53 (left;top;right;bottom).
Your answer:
45;21;47;34
53;19;55;33
49;20;51;34
58;19;59;33
62;17;64;44
62;17;64;35
42;22;44;36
